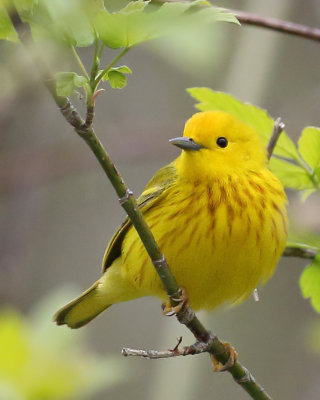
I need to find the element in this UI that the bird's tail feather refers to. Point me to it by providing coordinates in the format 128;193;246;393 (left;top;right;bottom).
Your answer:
53;281;111;329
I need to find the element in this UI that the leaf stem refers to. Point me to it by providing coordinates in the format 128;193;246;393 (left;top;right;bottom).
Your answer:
98;42;105;60
71;46;90;80
89;37;100;89
294;155;320;192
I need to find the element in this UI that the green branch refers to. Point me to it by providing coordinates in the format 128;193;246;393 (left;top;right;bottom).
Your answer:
5;5;282;400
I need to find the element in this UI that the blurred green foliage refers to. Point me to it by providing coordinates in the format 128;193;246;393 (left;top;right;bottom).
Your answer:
300;255;320;313
0;290;125;400
0;0;238;96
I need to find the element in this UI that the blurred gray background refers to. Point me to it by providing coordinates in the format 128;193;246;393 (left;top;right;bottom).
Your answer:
1;0;320;399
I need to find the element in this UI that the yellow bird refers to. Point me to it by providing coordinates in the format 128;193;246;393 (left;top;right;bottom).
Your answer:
54;111;288;329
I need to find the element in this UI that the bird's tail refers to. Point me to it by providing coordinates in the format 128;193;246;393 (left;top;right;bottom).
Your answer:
53;280;111;329
54;259;140;329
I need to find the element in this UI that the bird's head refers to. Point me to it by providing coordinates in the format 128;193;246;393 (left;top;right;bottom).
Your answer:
170;111;267;180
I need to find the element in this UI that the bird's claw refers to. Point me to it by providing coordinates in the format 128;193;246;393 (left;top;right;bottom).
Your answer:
210;342;238;372
162;287;189;316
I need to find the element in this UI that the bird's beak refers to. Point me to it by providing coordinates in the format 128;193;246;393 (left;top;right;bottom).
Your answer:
169;137;204;151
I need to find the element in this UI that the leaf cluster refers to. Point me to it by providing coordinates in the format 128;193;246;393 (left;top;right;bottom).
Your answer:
0;0;238;101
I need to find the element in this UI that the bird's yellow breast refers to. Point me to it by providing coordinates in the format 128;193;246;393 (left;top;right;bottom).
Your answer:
120;167;288;311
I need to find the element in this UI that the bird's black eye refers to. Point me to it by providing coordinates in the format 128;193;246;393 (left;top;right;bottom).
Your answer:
216;137;228;148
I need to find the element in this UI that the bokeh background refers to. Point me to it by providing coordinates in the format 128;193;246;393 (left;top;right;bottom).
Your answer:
1;0;320;399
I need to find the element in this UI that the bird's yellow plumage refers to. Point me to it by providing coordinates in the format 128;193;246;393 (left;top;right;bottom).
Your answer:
54;111;288;328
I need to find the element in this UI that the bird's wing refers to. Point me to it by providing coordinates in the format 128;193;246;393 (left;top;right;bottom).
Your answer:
102;162;178;272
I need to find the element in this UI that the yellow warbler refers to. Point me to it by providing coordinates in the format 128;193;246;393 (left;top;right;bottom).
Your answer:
54;111;288;329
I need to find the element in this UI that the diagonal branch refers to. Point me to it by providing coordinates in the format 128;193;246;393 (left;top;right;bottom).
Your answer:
229;9;320;43
152;0;320;43
5;5;279;400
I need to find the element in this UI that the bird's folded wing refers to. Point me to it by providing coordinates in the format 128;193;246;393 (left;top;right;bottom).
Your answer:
102;162;178;272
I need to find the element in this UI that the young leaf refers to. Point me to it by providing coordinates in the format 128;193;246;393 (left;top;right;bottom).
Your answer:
120;0;149;13
100;66;132;82
55;72;87;97
298;126;320;170
269;157;314;190
300;254;320;313
108;71;127;89
55;72;75;97
187;88;300;162
73;74;88;88
111;65;132;74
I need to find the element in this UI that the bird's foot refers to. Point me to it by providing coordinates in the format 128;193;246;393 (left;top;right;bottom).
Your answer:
162;287;189;316
210;342;238;372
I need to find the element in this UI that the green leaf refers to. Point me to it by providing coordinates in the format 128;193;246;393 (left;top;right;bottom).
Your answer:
108;70;127;89
95;0;237;49
286;241;319;252
314;165;320;184
111;65;132;74
73;74;87;87
298;126;320;170
55;73;75;97
0;6;17;41
120;0;150;13
187;88;300;162
13;0;37;11
29;0;95;47
100;66;132;82
300;188;316;201
300;254;320;313
269;157;314;190
55;72;87;97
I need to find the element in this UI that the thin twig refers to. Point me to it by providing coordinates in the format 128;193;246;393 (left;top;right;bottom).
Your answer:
122;340;209;359
229;9;320;43
6;5;276;400
283;246;317;259
122;347;179;359
267;118;285;159
151;1;320;43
